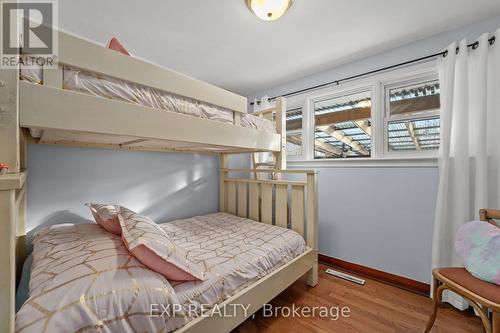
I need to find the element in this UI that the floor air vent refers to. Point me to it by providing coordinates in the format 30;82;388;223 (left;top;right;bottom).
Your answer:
325;268;366;285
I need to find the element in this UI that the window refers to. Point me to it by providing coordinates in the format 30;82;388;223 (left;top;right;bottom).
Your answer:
286;107;303;157
280;64;440;164
385;80;440;152
313;90;372;159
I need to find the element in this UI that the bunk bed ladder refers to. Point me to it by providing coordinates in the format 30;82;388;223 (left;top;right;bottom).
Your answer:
246;97;289;223
251;96;286;181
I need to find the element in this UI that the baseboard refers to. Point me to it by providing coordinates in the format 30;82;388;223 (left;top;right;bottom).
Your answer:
318;254;430;296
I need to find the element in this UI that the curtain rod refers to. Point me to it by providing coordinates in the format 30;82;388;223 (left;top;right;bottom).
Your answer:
251;36;496;106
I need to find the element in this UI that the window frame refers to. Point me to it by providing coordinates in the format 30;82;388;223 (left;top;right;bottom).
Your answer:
283;62;440;166
382;73;441;158
285;103;306;161
309;84;376;160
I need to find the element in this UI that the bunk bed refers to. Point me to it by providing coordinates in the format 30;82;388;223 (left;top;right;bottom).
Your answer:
0;29;318;333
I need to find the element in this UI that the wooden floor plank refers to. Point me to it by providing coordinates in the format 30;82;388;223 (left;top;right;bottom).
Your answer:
234;264;482;333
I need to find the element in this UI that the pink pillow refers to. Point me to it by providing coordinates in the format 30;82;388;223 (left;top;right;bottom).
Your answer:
86;203;122;235
107;37;130;56
116;206;205;281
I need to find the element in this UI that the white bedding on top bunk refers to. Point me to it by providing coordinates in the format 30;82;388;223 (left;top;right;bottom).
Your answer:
16;213;306;333
20;68;276;133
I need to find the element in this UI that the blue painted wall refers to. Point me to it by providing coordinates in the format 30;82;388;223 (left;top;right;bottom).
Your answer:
27;145;219;237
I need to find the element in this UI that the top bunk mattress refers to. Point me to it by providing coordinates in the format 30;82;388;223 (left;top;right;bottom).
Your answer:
20;67;275;133
16;212;306;333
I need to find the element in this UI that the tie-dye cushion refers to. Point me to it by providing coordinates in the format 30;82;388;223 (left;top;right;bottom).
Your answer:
455;221;500;285
116;206;206;281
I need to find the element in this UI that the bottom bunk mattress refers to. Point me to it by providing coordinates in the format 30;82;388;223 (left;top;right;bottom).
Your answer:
16;212;307;332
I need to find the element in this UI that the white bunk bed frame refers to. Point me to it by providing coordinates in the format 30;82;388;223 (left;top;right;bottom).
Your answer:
0;30;318;333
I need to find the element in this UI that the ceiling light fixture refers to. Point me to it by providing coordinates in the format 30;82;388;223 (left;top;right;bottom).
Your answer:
245;0;293;21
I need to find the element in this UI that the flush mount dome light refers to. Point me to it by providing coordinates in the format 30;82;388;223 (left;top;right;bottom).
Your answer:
246;0;293;21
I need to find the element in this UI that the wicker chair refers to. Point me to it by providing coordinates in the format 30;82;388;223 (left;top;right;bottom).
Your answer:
423;209;500;333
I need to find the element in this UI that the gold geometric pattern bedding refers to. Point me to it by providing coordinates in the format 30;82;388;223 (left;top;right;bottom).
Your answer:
16;213;306;333
117;206;205;281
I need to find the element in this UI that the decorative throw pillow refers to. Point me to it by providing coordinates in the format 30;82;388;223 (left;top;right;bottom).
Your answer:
116;206;205;281
107;37;130;56
86;203;122;235
455;221;500;285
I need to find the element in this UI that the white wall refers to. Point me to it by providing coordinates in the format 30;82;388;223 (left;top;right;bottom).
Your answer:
248;15;500;103
27;145;219;241
248;16;500;284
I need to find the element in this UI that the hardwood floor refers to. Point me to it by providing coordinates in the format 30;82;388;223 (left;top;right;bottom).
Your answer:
234;264;482;333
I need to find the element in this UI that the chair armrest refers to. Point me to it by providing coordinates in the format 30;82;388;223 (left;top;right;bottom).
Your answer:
479;209;500;227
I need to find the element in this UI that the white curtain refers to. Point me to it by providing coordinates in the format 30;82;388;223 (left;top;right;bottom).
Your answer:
432;30;500;309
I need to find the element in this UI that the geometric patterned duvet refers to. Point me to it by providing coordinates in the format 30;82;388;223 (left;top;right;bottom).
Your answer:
16;213;307;332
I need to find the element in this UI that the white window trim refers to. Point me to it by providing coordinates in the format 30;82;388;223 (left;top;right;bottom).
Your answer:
284;61;440;167
288;157;438;168
309;84;375;158
382;73;440;158
285;99;308;161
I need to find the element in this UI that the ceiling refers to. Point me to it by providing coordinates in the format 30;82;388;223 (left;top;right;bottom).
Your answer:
59;0;500;96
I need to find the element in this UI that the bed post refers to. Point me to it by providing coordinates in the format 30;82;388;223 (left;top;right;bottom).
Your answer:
219;154;228;212
0;67;25;333
306;171;319;287
274;97;286;170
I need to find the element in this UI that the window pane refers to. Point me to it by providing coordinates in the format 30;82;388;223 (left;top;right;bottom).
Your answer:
387;80;440;152
313;91;372;159
388;117;440;151
286;107;302;156
389;80;440;117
